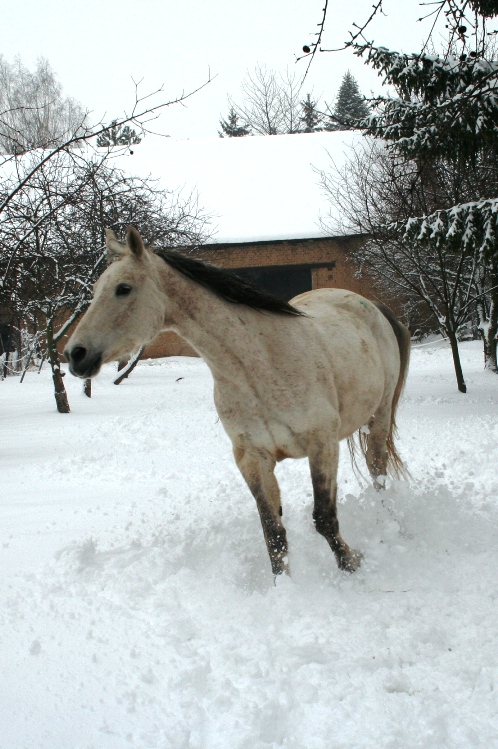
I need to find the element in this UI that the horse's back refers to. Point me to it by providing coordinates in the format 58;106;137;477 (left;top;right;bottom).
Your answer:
291;288;397;352
292;287;378;320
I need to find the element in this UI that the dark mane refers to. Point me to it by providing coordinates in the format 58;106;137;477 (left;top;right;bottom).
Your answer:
156;249;304;316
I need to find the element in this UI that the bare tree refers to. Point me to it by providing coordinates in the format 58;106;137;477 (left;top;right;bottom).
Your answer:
318;140;492;392
0;73;213;292
0;55;213;407
0;56;88;155
0;152;212;411
278;68;304;134
228;65;303;135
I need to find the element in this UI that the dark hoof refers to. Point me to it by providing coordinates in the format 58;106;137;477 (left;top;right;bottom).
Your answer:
337;549;363;573
271;557;290;579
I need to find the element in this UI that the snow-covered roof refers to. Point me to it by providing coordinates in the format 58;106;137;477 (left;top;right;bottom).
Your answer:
112;131;363;243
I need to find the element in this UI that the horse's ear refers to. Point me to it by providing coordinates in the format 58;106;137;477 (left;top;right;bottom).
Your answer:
126;226;145;259
105;228;126;260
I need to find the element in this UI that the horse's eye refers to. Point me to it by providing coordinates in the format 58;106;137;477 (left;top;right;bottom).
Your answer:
116;283;132;297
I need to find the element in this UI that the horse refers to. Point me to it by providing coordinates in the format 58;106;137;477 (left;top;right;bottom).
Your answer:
65;227;410;577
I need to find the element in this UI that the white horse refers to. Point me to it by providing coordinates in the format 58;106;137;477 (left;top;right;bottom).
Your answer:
65;227;410;577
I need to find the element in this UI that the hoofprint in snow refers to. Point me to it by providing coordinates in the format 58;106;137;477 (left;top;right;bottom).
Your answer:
1;340;497;749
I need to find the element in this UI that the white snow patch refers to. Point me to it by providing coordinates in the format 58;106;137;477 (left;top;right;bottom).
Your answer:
1;342;498;748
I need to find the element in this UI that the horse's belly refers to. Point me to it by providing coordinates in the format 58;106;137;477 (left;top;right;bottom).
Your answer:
214;393;309;460
234;415;309;460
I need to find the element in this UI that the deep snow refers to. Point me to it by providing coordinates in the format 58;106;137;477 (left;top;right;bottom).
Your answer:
1;341;498;749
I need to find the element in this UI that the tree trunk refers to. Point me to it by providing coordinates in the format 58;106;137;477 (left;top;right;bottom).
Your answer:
83;378;92;397
1;351;9;380
46;319;70;413
484;262;498;373
446;325;467;393
12;327;22;373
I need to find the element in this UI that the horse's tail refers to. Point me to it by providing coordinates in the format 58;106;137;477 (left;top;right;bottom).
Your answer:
348;303;411;480
375;303;411;478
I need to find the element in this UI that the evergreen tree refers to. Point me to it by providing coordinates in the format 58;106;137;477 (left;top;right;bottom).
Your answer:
326;71;370;131
97;120;142;148
299;94;322;133
219;108;251;137
349;16;498;384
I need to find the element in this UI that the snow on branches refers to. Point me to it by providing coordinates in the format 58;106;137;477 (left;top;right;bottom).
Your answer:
0;149;212;409
403;197;498;258
354;45;498;160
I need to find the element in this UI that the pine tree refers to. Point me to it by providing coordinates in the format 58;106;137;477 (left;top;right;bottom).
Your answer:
299;94;322;133
219;108;251;137
326;71;370;131
97;120;142;148
350;21;498;383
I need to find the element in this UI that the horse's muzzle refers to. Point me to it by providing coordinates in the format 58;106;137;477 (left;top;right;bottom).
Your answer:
64;345;103;378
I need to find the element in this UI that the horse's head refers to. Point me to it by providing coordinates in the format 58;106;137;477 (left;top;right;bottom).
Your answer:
65;227;167;378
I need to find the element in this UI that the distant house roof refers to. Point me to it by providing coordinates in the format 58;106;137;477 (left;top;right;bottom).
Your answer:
113;131;364;244
200;234;366;250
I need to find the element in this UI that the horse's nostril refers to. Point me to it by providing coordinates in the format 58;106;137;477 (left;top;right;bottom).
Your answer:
71;346;87;364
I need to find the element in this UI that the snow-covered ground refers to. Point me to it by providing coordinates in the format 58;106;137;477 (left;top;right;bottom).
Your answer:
1;341;497;749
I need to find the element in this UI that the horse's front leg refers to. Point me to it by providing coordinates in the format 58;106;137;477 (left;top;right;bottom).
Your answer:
234;446;289;577
309;437;362;572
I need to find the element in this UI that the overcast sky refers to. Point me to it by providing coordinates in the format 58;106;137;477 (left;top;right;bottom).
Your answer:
2;1;449;140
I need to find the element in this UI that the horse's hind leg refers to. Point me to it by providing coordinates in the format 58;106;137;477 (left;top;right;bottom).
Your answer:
364;403;391;491
309;436;362;572
234;446;289;577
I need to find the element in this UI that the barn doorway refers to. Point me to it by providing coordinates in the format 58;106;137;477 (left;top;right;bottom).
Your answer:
234;264;312;302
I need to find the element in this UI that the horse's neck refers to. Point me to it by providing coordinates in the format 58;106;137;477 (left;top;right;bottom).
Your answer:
158;261;260;378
